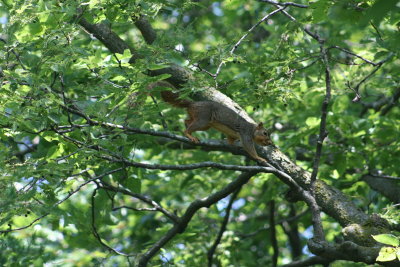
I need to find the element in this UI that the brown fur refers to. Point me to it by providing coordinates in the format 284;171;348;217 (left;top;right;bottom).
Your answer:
159;85;273;162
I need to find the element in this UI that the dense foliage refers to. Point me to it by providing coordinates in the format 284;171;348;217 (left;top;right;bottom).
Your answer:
0;0;399;266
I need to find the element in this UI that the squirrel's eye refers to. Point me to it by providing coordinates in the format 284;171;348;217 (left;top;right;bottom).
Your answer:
264;131;268;135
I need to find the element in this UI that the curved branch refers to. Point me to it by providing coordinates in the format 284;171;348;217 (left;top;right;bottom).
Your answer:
77;17;139;61
133;15;157;44
100;182;179;224
329;46;379;66
137;171;258;267
307;239;382;266
91;188;133;257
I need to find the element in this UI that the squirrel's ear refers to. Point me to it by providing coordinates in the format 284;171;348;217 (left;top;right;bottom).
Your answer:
257;122;264;129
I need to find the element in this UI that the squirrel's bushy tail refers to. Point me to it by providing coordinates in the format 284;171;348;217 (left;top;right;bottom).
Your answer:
161;91;192;108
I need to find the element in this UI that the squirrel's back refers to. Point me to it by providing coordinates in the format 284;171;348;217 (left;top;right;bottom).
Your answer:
161;91;192;108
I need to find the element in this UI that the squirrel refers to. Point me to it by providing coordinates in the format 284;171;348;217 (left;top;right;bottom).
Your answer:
154;81;273;162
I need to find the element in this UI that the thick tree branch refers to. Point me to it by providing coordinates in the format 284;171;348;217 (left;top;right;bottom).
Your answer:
362;174;400;204
77;17;139;61
133;15;157;45
281;256;333;267
307;239;386;266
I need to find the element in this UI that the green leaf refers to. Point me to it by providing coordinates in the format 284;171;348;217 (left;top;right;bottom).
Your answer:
305;117;320;127
364;0;398;25
126;177;141;194
373;234;400;247
376;247;397;262
115;49;132;62
310;0;330;23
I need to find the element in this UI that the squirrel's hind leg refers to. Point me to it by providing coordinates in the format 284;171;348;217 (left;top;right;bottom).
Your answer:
227;136;238;145
184;118;211;143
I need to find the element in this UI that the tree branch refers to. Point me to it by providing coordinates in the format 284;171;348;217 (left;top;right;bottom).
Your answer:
207;188;242;267
281;256;333;267
309;45;331;184
329;45;379;66
100;155;278;173
91;188;133;257
352;54;393;102
307;239;383;266
270;200;279;267
133;15;157;45
77;17;139;61
362;174;400;204
137;171;258;267
100;182;179;224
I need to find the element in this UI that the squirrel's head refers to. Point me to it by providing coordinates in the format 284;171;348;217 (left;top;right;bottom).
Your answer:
253;122;273;146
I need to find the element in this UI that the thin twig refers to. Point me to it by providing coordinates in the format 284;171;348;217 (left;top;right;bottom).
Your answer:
351;54;393;101
0;214;49;234
112;205;158;212
329;46;378;66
